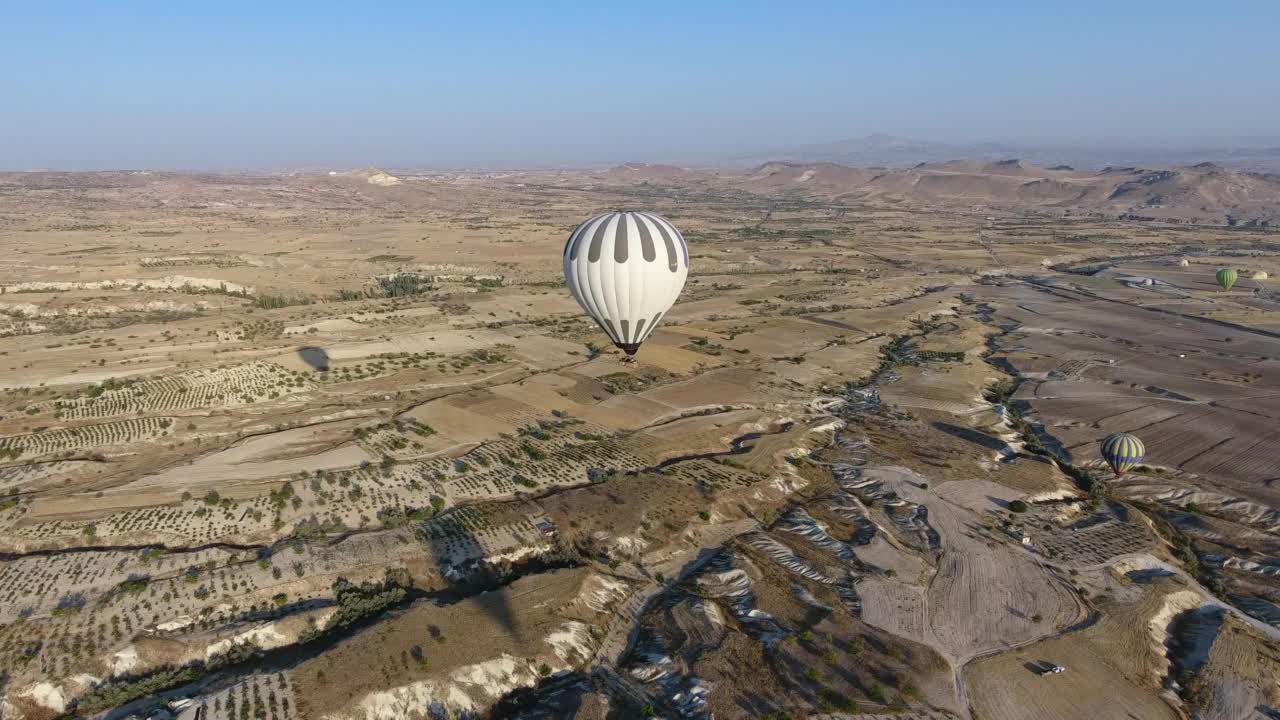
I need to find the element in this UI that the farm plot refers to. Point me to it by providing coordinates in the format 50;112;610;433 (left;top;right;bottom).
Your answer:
0;546;234;622
0;416;175;459
448;391;591;432
406;392;523;445
139;254;247;268
657;457;768;490
353;417;439;459
0;460;96;493
964;579;1207;720
14;491;299;547
879;363;994;416
855;536;928;582
377;414;627;494
177;672;299;720
858;576;928;642
849;467;1085;661
985;281;1280;502
20;415;644;547
1027;516;1156;566
420;506;554;573
931;478;1026;514
965;639;1180;720
318;328;516;363
439;432;651;500
925;542;1080;660
0;521;466;696
1;557;304;692
640;368;773;410
43;361;313;419
317;350;446;384
52;419;374;509
923;495;1084;657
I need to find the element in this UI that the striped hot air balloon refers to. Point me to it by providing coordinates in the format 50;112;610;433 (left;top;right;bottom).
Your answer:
1216;268;1237;291
1100;432;1145;476
563;211;689;356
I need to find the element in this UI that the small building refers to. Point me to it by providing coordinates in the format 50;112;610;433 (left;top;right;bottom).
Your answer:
533;517;556;537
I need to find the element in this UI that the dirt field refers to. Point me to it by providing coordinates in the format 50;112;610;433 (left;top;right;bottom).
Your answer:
966;640;1180;720
1;168;1278;720
853;467;1086;661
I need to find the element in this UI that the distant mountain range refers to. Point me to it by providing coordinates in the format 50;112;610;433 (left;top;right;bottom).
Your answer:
597;158;1280;225
729;134;1280;173
7;154;1278;226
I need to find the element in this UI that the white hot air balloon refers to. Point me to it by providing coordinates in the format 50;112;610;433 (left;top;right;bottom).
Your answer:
563;210;689;357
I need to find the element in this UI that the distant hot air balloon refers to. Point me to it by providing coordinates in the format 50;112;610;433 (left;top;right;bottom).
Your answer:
1252;270;1269;281
1100;432;1145;477
1216;268;1237;291
1178;258;1190;267
563;211;689;357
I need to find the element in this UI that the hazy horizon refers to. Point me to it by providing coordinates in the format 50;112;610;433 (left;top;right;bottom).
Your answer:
5;1;1279;170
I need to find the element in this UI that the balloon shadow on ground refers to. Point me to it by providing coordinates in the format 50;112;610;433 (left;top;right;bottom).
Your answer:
298;346;331;372
985;495;1012;510
932;421;1007;452
423;508;522;639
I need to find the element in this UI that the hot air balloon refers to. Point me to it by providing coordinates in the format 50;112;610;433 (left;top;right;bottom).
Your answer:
1216;268;1237;291
1252;271;1268;281
1100;432;1145;477
1178;258;1190;267
563;211;689;357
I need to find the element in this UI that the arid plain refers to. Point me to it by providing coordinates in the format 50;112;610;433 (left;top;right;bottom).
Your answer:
1;161;1279;720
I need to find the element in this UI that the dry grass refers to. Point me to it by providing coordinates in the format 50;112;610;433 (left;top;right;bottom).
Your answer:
1;169;1277;719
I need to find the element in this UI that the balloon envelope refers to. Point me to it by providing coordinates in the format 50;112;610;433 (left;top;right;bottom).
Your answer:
1100;432;1145;476
563;211;689;355
1217;268;1237;290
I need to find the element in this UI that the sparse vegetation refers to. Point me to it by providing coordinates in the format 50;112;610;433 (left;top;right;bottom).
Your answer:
4;158;1277;720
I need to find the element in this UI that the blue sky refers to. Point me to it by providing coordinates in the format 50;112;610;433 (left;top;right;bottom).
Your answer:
2;1;1277;169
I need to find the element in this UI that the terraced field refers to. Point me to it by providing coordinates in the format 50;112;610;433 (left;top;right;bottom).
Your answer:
43;361;312;419
0;416;175;459
0;168;1277;720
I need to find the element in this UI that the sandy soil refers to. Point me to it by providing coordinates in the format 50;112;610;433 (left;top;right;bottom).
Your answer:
2;168;1278;720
